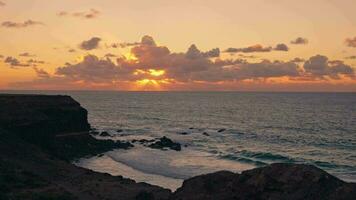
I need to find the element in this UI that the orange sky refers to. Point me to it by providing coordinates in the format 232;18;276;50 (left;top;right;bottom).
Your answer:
0;0;356;91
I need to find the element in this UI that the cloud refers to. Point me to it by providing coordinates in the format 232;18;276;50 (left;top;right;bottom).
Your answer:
202;48;220;58
290;57;305;63
291;37;308;45
345;37;356;48
19;52;36;57
345;56;356;60
4;57;30;67
68;49;76;53
112;42;140;48
0;1;5;7
274;43;289;51
58;9;100;19
226;43;290;53
303;55;355;79
225;44;272;53
1;20;44;28
11;36;355;89
55;55;133;83
111;35;157;49
27;59;45;65
79;37;101;50
141;35;156;46
0;54;4;59
33;67;50;78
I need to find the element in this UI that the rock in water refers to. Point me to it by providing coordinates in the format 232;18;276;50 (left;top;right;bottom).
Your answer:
172;163;356;200
217;128;226;133
148;136;182;151
202;132;209;136
100;131;111;137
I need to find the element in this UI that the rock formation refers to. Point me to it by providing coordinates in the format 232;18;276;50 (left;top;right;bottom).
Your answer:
172;163;356;200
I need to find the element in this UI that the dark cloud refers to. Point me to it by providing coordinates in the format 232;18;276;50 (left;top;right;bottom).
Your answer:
141;35;156;46
291;37;308;45
202;48;220;58
56;55;132;83
291;57;305;63
68;49;76;53
0;54;4;59
79;37;101;50
33;67;50;78
4;57;30;67
111;42;141;48
185;45;220;59
345;37;356;48
345;56;356;60
303;55;354;79
0;1;5;7
19;52;36;57
27;59;45;65
1;20;44;28
111;35;157;49
274;43;289;51
58;9;100;19
225;45;272;53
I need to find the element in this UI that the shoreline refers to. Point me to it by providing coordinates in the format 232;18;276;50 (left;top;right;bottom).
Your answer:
74;154;184;191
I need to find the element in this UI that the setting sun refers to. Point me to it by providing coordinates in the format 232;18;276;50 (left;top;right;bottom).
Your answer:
148;69;165;76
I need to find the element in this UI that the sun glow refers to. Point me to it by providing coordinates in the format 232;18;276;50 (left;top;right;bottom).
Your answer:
149;69;165;76
124;52;138;62
133;69;166;77
134;78;174;91
137;79;159;85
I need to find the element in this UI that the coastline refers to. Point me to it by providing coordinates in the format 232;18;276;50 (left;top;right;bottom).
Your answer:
1;94;355;200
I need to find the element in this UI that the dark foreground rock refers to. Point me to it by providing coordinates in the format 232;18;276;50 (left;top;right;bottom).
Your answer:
0;94;168;200
172;163;356;200
0;128;170;200
0;94;355;200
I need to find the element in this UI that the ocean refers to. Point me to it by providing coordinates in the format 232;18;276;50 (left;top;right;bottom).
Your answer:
4;91;356;190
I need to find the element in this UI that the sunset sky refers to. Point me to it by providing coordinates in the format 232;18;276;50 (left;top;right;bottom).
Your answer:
1;0;356;91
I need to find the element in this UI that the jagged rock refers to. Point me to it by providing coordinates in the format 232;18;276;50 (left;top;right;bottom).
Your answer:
148;136;181;151
172;163;356;200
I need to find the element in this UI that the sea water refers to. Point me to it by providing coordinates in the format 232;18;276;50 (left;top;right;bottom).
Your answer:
4;91;356;190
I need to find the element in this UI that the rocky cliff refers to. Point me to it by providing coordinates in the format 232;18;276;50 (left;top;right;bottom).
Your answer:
0;94;355;200
172;163;356;200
